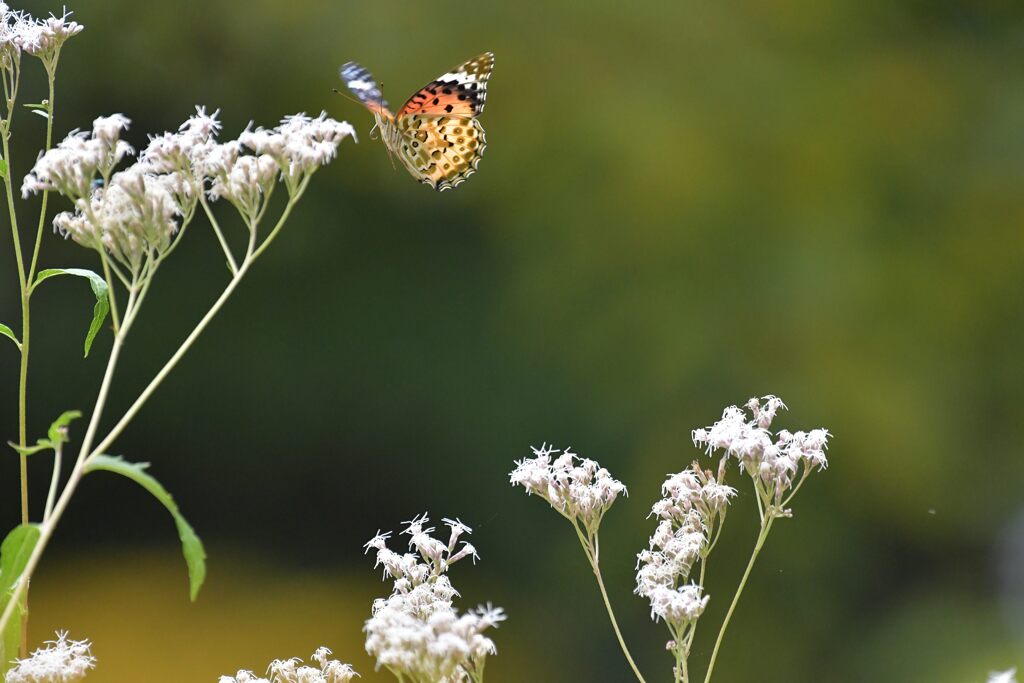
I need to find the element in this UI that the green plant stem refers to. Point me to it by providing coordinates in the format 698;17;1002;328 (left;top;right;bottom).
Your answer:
701;516;775;683
198;192;238;275
3;60;57;660
44;443;62;521
676;637;687;683
0;301;129;639
2;99;27;524
27;69;56;282
0;192;303;638
570;521;648;683
90;193;298;456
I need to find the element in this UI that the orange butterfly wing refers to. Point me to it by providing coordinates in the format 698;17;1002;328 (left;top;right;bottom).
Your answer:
391;53;494;191
397;52;494;118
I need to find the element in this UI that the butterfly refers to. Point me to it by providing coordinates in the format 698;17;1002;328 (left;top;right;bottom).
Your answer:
339;53;494;192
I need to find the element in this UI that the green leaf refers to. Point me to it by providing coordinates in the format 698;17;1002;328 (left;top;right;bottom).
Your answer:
46;410;82;444
0;323;18;350
33;268;110;357
0;524;41;674
7;440;53;457
85;455;206;601
0;158;7;180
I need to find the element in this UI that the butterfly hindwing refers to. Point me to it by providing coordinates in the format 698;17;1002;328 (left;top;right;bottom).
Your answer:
395;115;487;192
397;52;494;118
339;61;391;115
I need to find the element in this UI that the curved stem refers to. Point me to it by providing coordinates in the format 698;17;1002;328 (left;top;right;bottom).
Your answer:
702;516;775;683
44;443;62;521
0;190;303;640
250;178;307;261
570;522;647;683
27;70;56;282
88;259;249;458
780;468;812;510
1;72;28;531
97;250;122;333
90;193;296;455
198;192;238;275
0;326;127;637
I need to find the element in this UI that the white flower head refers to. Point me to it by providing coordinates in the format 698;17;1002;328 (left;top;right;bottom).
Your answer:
692;396;830;507
0;7;32;64
363;515;502;681
642;583;709;625
4;631;96;683
219;648;357;683
92;114;130;147
138;107;221;175
23;117;133;200
239;112;356;191
987;670;1018;683
510;444;627;531
19;9;83;64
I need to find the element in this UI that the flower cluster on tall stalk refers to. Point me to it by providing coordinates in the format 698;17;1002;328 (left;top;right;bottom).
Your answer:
0;3;355;674
363;514;505;683
511;396;830;683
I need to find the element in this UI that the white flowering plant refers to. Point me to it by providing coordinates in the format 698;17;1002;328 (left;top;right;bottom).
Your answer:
3;632;94;683
219;647;359;683
0;3;355;677
511;396;831;683
217;514;504;683
363;514;505;683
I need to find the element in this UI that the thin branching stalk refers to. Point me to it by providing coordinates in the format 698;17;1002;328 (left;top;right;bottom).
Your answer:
198;191;238;274
701;515;775;683
43;442;61;521
0;186;307;638
2;57;59;657
567;518;648;683
2;61;27;524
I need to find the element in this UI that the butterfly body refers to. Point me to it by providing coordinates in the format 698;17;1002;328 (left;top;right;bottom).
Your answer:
339;53;493;191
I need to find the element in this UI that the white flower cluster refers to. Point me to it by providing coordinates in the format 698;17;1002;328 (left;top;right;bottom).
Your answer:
4;631;96;683
509;444;627;532
218;647;358;683
22;114;134;199
24;106;355;268
987;670;1018;683
692;396;830;506
239;113;356;193
0;5;83;67
144;108;354;214
24;114;193;270
636;465;734;627
363;515;505;683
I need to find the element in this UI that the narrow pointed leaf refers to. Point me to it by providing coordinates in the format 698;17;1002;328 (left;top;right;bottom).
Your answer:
0;323;18;350
7;440;53;457
0;524;41;674
84;455;206;601
33;268;110;356
0;159;7;180
46;410;82;444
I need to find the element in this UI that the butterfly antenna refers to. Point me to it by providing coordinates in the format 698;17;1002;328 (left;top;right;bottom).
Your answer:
331;87;363;108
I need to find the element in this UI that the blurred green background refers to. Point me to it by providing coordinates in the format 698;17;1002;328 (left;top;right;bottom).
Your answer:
2;0;1023;680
